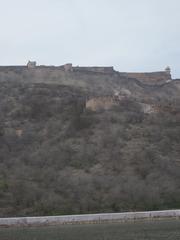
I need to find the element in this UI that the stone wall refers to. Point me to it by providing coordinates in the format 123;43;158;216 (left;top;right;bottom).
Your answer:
173;80;180;89
121;71;171;85
64;63;73;72
0;210;180;227
73;66;114;74
86;97;116;111
85;94;127;111
0;65;173;86
0;66;26;72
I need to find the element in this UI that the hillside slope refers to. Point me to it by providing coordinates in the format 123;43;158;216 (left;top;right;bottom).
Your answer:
0;70;180;217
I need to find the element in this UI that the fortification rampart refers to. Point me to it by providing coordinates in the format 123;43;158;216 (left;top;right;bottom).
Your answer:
0;62;173;85
73;66;114;74
120;71;171;85
0;66;27;71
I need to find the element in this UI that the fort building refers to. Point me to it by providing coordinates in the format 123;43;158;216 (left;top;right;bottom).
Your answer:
0;61;172;86
120;67;171;85
73;66;114;74
64;63;73;72
27;61;37;69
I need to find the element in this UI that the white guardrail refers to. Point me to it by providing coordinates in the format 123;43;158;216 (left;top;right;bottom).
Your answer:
0;210;180;227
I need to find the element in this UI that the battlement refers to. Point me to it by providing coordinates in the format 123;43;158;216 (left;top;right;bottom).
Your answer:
25;62;173;84
73;66;114;74
120;69;171;85
25;62;114;73
0;62;173;85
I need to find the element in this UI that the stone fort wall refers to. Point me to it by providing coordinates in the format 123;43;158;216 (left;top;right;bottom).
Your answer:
73;66;114;74
120;71;171;85
0;63;172;85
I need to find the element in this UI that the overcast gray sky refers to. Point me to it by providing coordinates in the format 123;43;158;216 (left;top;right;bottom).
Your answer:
0;0;180;77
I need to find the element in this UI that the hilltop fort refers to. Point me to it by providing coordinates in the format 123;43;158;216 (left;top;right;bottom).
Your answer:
0;61;172;86
0;60;180;218
26;62;172;85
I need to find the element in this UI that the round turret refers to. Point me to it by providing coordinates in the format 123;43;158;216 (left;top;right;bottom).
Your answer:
165;66;171;73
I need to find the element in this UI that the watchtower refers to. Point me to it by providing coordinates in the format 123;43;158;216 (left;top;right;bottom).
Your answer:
165;66;171;74
64;63;73;72
27;61;37;69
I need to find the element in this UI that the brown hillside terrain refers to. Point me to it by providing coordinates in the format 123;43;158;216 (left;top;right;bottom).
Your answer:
0;65;180;217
